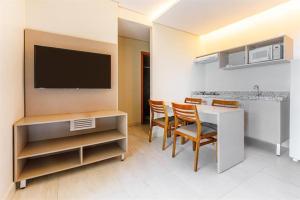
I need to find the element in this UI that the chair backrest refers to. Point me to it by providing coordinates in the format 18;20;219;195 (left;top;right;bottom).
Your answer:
149;100;168;116
184;97;202;105
172;102;201;126
212;99;239;108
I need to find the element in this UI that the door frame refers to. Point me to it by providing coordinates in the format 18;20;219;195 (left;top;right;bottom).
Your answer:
141;51;150;124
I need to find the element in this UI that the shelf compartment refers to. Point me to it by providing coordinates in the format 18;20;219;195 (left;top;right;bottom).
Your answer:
83;143;124;165
18;130;126;159
18;150;80;181
219;46;247;68
247;36;283;50
223;59;289;70
14;110;127;126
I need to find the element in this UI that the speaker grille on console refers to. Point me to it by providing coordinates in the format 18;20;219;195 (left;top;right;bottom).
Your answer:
70;118;95;131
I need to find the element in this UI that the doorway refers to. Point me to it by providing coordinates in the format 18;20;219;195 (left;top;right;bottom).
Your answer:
141;52;150;124
118;18;150;126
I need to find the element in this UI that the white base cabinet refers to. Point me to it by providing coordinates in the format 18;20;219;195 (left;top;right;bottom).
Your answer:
194;96;289;155
243;100;290;154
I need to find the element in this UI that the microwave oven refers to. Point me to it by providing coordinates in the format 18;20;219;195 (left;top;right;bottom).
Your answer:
249;45;273;63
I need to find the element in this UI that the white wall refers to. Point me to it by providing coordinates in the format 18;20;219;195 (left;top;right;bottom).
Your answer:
151;24;204;102
199;1;300;58
200;62;290;91
118;37;149;125
24;0;119;116
0;0;25;199
290;59;300;159
197;0;300;92
26;0;118;44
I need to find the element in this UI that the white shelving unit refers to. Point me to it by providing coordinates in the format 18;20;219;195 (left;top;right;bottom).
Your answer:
195;35;293;70
14;110;127;188
221;35;293;70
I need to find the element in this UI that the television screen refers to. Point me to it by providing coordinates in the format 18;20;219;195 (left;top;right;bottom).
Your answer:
34;45;111;89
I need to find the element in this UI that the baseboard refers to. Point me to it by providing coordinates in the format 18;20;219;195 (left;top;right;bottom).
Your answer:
2;183;15;200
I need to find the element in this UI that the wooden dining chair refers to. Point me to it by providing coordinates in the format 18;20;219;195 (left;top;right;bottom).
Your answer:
212;99;239;108
184;97;202;105
171;103;217;172
149;100;174;150
181;97;202;144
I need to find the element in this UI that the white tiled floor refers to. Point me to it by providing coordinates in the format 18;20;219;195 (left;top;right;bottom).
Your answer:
12;125;300;200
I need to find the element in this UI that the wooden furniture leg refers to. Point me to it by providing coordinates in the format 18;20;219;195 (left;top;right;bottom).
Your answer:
149;122;153;142
194;140;200;172
172;133;177;157
193;141;196;151
167;124;172;137
181;136;186;144
162;125;168;150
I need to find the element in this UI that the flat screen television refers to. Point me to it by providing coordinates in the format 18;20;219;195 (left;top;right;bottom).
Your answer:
34;45;111;89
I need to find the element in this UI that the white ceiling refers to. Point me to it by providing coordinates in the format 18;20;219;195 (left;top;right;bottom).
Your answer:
156;0;288;35
116;0;175;16
115;0;288;35
118;18;150;42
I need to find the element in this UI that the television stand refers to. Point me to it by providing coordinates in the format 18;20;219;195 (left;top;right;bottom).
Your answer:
14;110;127;188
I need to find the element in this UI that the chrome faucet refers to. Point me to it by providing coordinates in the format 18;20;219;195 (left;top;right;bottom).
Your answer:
253;84;261;96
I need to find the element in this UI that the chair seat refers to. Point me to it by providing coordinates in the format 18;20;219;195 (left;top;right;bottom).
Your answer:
176;124;217;138
153;116;174;126
202;122;217;130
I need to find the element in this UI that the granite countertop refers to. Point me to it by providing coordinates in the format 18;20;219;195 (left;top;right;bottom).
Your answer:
191;91;289;102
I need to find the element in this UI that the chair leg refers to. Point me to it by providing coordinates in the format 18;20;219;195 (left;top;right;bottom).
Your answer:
172;133;177;157
194;141;200;172
181;136;186;144
167;124;172;138
193;141;196;151
149;124;153;142
162;126;168;150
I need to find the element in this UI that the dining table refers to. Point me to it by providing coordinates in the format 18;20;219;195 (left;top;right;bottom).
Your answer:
166;103;245;173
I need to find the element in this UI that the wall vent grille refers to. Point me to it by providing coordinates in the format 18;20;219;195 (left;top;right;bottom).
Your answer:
70;118;95;131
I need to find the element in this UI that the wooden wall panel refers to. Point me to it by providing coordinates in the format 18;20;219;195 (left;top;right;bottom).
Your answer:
25;29;118;116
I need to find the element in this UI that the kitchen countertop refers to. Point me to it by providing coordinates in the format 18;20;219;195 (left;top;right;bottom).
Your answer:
192;91;289;102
